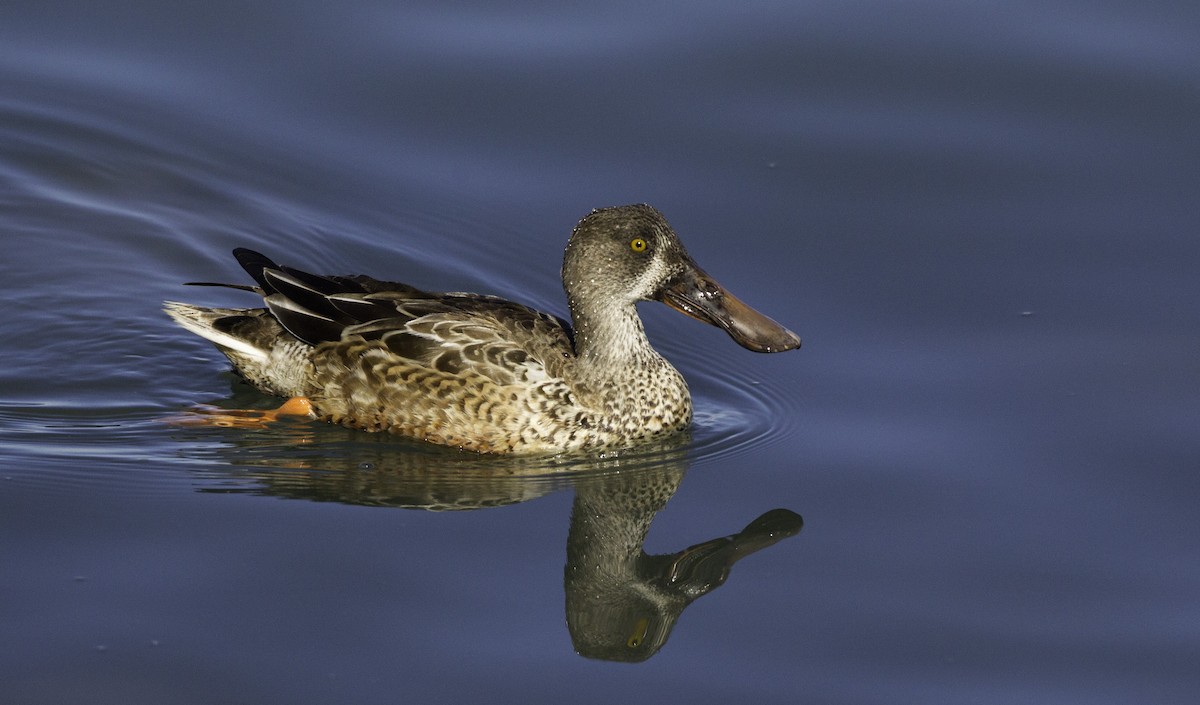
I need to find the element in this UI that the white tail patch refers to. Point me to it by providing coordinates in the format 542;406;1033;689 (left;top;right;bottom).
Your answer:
163;302;269;362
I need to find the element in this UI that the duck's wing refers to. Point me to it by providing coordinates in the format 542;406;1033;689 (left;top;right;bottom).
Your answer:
374;296;577;386
235;249;576;386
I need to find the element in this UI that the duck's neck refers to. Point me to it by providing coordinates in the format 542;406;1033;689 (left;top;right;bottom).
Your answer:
569;298;661;370
567;296;693;438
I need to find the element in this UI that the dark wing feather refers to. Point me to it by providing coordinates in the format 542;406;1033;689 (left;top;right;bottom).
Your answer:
263;268;355;322
343;274;431;297
264;294;346;344
326;293;411;323
233;248;283;293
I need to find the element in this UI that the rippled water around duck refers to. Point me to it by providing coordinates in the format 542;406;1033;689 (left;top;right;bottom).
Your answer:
3;2;1199;704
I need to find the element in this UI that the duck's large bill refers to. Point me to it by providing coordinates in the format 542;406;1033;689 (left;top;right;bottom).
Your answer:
658;264;801;353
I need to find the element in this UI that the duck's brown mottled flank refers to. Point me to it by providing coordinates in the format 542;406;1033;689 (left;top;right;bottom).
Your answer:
165;204;800;454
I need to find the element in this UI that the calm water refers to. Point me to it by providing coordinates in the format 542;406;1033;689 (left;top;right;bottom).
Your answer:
2;2;1198;703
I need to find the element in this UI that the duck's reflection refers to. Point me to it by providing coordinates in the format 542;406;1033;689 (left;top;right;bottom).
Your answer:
184;417;802;662
566;469;801;661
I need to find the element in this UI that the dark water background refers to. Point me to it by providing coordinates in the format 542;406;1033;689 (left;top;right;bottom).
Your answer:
2;2;1198;703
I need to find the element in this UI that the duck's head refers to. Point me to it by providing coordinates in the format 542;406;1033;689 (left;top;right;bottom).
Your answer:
563;204;801;353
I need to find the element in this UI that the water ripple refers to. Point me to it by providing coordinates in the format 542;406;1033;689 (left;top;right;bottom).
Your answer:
0;404;199;496
674;343;803;466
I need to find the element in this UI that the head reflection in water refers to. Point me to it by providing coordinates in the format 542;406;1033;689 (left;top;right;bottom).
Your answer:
564;467;802;662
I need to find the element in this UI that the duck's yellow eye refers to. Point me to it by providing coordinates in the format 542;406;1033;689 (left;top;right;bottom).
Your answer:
630;238;648;252
626;617;649;648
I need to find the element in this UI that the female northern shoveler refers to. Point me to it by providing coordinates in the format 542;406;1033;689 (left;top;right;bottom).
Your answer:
165;204;800;454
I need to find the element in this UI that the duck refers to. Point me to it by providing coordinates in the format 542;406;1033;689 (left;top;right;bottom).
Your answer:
164;204;800;454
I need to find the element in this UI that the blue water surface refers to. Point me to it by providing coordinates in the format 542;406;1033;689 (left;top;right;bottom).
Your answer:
1;2;1198;704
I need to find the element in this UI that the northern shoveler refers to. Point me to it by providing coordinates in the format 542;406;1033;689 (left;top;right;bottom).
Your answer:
165;204;800;454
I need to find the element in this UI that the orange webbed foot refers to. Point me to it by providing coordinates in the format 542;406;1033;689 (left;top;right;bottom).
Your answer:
163;397;316;429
